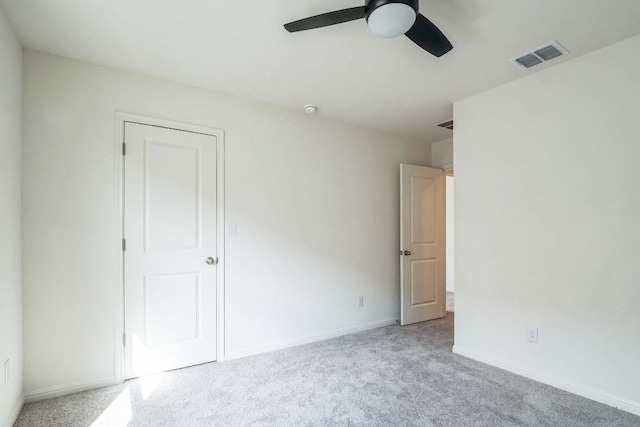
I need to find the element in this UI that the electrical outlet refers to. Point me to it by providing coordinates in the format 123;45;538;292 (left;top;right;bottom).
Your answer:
526;326;538;343
4;359;9;385
357;296;364;308
228;223;237;237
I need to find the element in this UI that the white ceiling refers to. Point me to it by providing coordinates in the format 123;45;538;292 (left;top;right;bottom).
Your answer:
3;0;640;142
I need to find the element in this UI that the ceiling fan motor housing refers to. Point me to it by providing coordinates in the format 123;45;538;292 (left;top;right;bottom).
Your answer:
365;0;419;16
283;0;451;58
365;0;419;38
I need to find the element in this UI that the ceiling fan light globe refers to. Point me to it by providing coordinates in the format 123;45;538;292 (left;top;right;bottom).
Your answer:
366;3;416;38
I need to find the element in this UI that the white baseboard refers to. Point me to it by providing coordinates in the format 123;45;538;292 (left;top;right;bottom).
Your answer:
226;318;399;360
452;345;640;416
4;395;24;427
23;376;120;404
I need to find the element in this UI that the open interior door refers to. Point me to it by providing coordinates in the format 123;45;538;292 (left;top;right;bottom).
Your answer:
400;164;446;325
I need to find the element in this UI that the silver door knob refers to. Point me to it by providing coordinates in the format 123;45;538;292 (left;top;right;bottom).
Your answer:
206;257;217;265
403;250;411;256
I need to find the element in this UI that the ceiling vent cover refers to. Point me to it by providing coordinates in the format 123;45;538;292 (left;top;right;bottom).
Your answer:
515;54;543;68
512;41;568;69
437;119;454;130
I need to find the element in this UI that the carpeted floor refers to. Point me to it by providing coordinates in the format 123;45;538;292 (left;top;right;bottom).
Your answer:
15;313;639;426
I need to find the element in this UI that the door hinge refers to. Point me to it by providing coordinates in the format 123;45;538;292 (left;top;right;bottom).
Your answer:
122;142;126;156
122;238;126;251
123;333;126;346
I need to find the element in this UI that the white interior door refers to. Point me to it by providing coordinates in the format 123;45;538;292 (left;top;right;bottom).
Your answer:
400;164;446;325
124;122;218;379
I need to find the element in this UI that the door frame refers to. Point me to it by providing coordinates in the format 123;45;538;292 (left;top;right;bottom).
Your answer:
114;112;226;382
444;168;454;296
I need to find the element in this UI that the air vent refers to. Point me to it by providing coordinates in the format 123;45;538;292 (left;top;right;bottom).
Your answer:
512;41;569;69
534;45;563;61
515;54;543;68
437;120;454;130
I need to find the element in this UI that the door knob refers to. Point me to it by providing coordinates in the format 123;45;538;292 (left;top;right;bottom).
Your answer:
206;257;217;265
403;250;411;256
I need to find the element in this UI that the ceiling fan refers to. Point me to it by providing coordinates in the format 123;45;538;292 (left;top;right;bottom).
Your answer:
284;0;453;57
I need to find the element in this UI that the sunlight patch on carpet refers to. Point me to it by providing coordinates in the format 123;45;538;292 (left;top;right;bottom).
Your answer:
90;387;132;427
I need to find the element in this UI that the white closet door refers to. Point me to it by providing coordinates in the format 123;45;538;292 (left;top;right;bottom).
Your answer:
124;122;218;379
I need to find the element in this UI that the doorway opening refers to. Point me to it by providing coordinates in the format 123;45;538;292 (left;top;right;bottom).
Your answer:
445;170;454;312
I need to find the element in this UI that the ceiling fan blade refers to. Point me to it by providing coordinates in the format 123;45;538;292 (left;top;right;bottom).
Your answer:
405;13;453;57
284;6;366;33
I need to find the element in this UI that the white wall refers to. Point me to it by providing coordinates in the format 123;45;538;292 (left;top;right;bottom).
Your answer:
453;34;640;415
0;6;23;426
22;50;430;398
430;137;453;169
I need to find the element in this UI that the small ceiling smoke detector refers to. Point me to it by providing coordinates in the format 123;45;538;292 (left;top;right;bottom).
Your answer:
304;104;318;114
436;119;454;130
512;41;569;69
